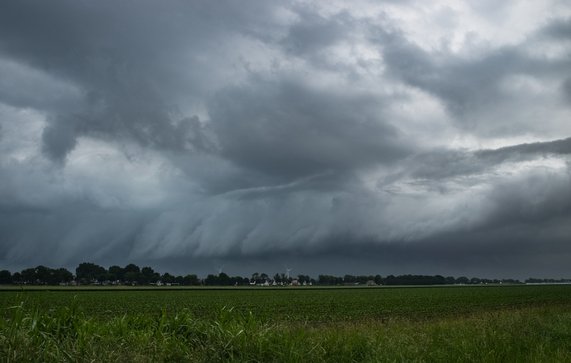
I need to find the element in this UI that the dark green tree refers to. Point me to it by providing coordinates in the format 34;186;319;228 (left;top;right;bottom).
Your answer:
161;273;175;284
141;266;159;284
183;274;199;285
20;268;37;284
123;264;141;284
108;265;124;281
273;273;282;283
204;274;218;285
456;276;469;284
0;270;12;284
54;268;73;283
75;262;107;283
12;272;22;284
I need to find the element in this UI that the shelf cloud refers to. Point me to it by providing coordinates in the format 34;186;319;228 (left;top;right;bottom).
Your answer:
1;1;570;277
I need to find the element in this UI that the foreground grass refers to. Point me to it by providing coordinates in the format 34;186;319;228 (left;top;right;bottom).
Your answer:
2;301;571;362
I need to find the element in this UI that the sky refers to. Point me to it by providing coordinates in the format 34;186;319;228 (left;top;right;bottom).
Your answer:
1;1;571;278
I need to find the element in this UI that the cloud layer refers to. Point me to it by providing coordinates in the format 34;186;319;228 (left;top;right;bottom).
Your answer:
1;1;570;277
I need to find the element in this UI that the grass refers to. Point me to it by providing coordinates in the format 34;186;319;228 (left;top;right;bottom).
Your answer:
1;285;569;322
1;285;571;362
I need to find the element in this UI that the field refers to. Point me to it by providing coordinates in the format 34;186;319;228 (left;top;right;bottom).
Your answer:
1;285;571;362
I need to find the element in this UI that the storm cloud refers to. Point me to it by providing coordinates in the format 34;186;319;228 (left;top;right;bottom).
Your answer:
1;1;570;278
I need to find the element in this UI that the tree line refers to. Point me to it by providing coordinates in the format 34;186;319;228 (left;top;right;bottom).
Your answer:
1;262;567;286
316;274;525;285
0;263;199;286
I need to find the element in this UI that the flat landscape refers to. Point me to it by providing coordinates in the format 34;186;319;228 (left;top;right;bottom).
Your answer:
3;1;571;362
2;285;571;362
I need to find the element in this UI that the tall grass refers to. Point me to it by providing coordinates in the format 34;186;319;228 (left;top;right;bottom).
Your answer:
2;301;571;362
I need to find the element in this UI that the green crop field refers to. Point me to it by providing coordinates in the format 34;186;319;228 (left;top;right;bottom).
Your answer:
1;285;571;362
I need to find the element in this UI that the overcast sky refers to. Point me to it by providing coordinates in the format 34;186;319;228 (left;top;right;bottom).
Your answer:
1;1;571;278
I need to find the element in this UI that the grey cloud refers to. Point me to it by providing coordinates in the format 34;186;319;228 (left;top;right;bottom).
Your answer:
0;1;286;160
0;204;151;269
208;78;411;180
41;115;78;161
541;18;571;40
371;167;571;277
484;171;571;227
1;1;571;277
375;22;571;137
476;137;571;160
282;10;352;57
0;59;81;112
564;79;571;103
387;137;571;184
2;137;571;277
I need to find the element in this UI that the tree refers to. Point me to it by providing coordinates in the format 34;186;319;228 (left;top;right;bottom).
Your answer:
55;268;73;283
273;273;282;283
183;274;199;286
231;276;248;286
456;276;469;284
29;266;73;285
251;272;260;283
344;275;356;284
161;273;175;284
123;264;141;284
0;270;11;284
141;266;159;284
12;272;22;284
34;266;52;284
318;275;340;285
204;274;218;285
75;262;106;283
218;272;230;285
124;271;140;284
124;263;140;274
20;268;37;284
108;265;124;281
260;273;268;280
297;274;311;284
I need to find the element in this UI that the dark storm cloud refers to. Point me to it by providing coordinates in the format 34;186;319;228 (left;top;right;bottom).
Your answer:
0;59;81;113
484;171;571;227
209;78;411;180
1;1;571;277
0;0;182;159
0;0;284;160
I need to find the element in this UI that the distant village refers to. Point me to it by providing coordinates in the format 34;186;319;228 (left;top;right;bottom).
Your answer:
1;262;570;287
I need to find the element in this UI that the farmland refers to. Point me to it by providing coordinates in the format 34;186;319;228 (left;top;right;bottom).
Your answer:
2;285;571;362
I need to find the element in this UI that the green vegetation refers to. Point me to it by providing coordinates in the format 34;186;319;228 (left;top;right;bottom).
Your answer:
8;262;568;287
1;285;571;362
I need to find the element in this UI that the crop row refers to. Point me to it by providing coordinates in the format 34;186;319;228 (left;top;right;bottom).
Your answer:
1;285;570;323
